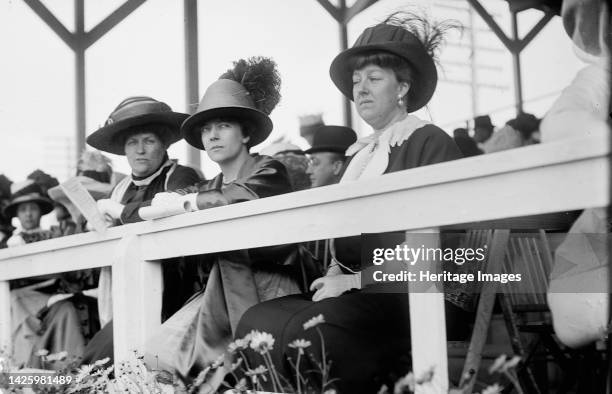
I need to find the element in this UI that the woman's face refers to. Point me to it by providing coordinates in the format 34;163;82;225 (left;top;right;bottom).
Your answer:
352;64;409;129
124;132;167;177
200;120;249;165
17;202;41;231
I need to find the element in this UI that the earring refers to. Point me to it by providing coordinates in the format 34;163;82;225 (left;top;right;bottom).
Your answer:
397;94;404;107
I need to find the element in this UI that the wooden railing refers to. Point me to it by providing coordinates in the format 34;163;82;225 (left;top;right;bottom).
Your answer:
0;135;608;391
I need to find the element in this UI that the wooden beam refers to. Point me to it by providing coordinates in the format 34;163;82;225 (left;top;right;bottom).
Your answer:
518;12;554;52
467;0;514;51
315;0;341;22
184;0;201;170
344;0;378;23
85;0;147;48
112;235;163;363
22;0;75;49
0;135;608;276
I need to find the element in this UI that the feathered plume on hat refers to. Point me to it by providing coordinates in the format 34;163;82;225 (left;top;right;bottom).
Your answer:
381;11;462;66
218;56;282;116
182;56;282;150
27;170;59;196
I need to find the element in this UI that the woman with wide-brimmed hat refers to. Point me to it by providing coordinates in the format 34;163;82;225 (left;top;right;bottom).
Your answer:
4;179;55;247
142;57;314;383
79;96;200;364
235;12;471;393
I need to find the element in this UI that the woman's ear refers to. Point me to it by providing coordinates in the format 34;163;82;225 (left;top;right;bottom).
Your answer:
398;81;410;98
242;135;251;145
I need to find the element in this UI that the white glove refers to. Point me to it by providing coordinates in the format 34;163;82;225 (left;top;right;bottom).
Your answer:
96;199;125;221
310;273;361;302
152;192;199;212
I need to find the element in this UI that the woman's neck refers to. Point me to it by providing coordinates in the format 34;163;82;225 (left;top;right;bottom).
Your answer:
219;150;251;183
372;109;408;132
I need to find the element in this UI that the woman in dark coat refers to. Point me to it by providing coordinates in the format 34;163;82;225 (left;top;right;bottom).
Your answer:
142;57;308;382
235;13;470;393
80;96;200;364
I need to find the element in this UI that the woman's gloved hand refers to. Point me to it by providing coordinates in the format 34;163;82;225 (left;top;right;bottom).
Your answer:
310;273;361;302
96;199;124;221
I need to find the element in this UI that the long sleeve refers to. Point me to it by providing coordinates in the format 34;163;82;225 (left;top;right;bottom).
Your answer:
120;164;201;223
195;156;292;210
386;124;463;173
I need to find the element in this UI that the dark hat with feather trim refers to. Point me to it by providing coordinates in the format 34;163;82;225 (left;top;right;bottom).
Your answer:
182;57;281;150
330;12;456;113
4;180;54;219
87;96;188;155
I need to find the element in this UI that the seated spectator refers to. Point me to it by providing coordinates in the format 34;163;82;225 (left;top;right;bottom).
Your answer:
305;125;357;187
260;141;311;191
6;175;98;369
79;96;200;364
481;112;540;153
453;127;482;157
142;56;314;383
473;114;494;149
4;179;55;247
545;0;610;349
236;13;469;393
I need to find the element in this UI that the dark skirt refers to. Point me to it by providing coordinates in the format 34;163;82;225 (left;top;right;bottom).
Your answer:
235;290;472;394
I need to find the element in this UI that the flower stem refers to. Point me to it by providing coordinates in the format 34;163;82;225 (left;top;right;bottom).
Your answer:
316;327;328;390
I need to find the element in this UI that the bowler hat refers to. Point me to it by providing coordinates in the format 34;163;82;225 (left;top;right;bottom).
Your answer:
87;96;187;155
330;24;437;112
181;79;273;150
4;180;54;219
305;126;357;155
474;115;494;130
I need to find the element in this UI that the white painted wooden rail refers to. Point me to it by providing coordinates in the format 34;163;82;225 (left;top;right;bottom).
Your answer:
0;135;608;390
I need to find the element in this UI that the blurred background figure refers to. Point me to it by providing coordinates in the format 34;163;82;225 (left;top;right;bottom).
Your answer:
473;114;495;149
260;140;311;191
0;174;14;248
305;125;357;187
4;177;55;247
482;112;540;153
48;150;126;233
453;127;482;157
299;113;325;146
544;0;610;353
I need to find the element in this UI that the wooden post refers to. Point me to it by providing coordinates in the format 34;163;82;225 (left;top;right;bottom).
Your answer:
0;281;11;356
407;229;448;393
112;235;163;364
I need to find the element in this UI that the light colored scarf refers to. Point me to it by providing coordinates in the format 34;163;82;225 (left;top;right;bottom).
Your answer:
341;115;430;181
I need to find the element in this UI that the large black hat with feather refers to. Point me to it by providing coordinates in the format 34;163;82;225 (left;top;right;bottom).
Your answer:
182;57;281;150
330;12;458;113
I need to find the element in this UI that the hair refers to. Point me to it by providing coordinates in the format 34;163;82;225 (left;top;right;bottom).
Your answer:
219;56;281;147
121;123;174;149
349;11;461;109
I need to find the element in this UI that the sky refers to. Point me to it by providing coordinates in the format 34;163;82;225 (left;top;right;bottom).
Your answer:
0;0;583;182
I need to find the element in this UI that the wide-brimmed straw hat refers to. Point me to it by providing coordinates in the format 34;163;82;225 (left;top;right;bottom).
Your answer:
4;180;54;219
329;24;437;113
87;96;188;155
181;79;273;150
305;126;357;155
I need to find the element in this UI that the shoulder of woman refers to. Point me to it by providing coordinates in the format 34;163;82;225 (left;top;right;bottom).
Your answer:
393;123;455;151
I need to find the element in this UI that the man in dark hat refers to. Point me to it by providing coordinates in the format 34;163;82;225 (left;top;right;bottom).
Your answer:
305;125;357;188
473;115;495;146
453;127;482;157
